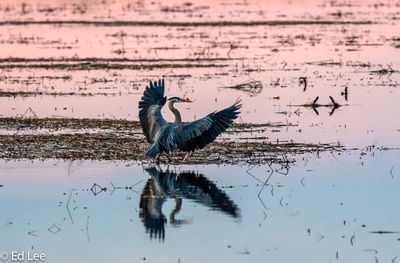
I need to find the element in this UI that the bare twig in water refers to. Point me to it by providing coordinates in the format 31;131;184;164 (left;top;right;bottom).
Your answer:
299;77;307;91
257;162;274;212
109;180;143;195
370;66;396;76
369;231;398;234
90;183;107;196
300;177;305;186
341;86;348;101
290;96;346;116
66;189;75;224
20;107;38;118
86;215;90;242
316;233;325;242
363;249;378;254
350;233;355;246
246;165;263;184
328;96;341;116
28;230;38;237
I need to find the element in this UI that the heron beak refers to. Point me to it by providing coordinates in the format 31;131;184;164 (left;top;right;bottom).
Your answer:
181;98;193;103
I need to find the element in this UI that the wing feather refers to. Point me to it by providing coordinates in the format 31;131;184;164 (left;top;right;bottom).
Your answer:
179;100;242;152
139;79;167;143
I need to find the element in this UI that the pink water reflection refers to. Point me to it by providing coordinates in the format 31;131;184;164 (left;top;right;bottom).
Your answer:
0;0;399;147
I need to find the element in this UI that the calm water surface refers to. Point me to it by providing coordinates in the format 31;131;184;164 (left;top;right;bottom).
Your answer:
0;151;399;263
0;1;399;262
0;0;399;147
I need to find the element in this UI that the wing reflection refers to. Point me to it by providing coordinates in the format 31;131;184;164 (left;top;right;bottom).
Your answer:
139;167;240;240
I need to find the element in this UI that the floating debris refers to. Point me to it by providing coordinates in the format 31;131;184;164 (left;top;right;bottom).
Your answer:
370;66;396;76
221;80;263;95
0;90;129;97
0;133;343;164
0;20;375;27
48;224;61;234
299;77;307;91
0;57;230;70
306;59;342;67
238;249;250;255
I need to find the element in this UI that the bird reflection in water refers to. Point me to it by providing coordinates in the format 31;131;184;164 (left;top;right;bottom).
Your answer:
139;167;240;241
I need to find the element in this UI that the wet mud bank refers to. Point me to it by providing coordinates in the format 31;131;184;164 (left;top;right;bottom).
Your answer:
0;117;343;164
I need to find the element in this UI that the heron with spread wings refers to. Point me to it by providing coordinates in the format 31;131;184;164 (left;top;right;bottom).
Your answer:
139;79;241;160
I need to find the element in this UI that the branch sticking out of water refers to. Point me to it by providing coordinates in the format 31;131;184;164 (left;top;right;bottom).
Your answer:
289;96;347;116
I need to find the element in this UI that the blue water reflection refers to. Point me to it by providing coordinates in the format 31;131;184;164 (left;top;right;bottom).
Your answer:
0;150;399;262
139;167;240;240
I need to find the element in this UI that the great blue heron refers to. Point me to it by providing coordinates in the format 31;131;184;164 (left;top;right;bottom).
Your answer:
139;79;241;159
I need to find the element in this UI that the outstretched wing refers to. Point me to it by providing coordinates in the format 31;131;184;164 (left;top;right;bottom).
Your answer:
138;79;167;143
178;100;241;152
143;167;240;218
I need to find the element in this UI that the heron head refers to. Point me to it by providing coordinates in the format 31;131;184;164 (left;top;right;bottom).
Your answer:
168;97;192;103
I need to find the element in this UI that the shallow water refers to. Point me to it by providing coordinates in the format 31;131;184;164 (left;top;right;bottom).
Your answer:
0;0;399;148
0;150;399;263
0;0;399;262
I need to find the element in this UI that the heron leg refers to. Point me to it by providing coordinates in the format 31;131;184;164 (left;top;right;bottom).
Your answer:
156;153;162;164
169;198;183;225
182;152;191;162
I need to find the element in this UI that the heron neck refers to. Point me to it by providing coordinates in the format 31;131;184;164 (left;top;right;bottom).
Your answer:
168;101;182;125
